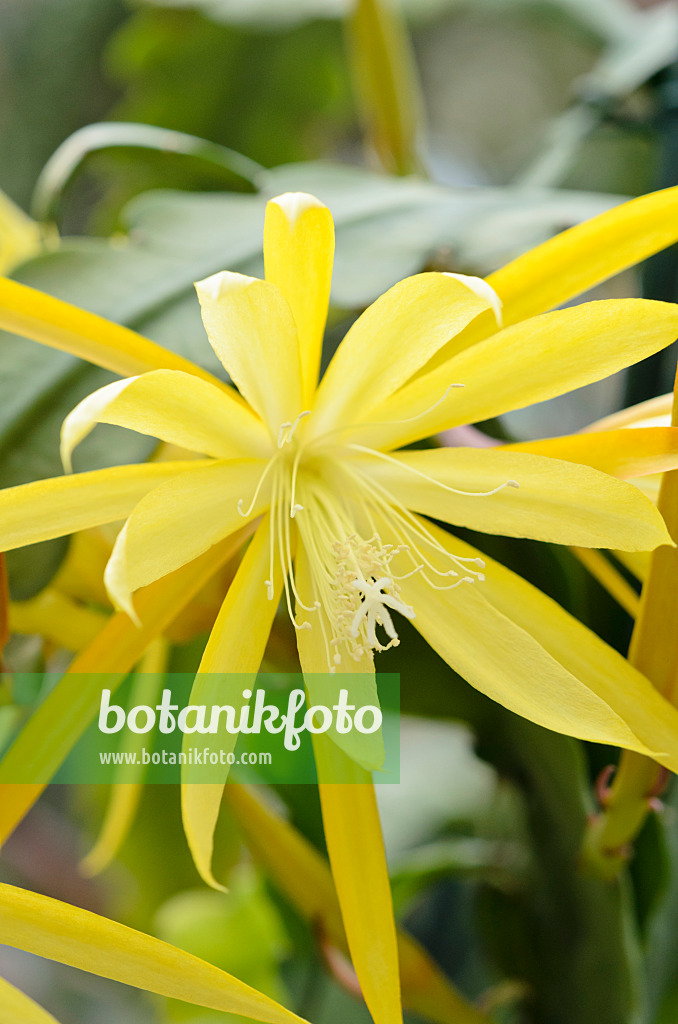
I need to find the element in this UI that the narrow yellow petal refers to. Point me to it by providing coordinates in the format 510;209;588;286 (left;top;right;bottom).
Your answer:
310;272;498;438
81;639;168;876
0;277;224;384
359;447;672;550
182;516;282;890
103;460;269;618
226;785;488;1024
10;589;108;650
264;193;334;403
0;883;308;1024
400;519;678;771
505;427;678;479
581;392;672;432
0;461;202;552
195;272;303;439
0;977;60;1024
487;184;678;327
357;299;678;450
0;529;251;846
61;369;270;472
295;546;403;1024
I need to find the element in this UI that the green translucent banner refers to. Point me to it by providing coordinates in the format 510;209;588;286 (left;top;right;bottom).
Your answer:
0;673;400;784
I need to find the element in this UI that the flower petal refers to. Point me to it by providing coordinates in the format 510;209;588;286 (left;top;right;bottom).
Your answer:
195;272;303;439
0;277;223;384
357;299;678;450
309;273;498;437
581;392;673;432
357;447;672;550
104;460;270;618
505;427;678;479
295;546;403;1024
61;369;270;472
81;639;168;877
399;519;678;770
0;461;201;552
264;193;334;403
226;784;488;1024
0;883;308;1024
0;529;250;842
182;516;282;891
0;977;60;1024
487;184;678;327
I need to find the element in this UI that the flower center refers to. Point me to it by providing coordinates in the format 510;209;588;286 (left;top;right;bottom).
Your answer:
236;413;517;672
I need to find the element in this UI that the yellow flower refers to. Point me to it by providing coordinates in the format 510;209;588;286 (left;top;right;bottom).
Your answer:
5;187;678;1024
2;190;678;745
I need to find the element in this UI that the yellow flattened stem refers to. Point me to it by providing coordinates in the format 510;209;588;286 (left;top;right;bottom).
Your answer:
487;184;678;327
61;369;270;472
310;272;498;438
10;589;108;651
182;515;283;890
0;277;224;384
506;427;678;479
264;194;334;403
0;976;61;1024
0;461;203;553
347;0;425;176
582;381;678;877
195;271;303;440
359;447;672;550
0;884;309;1024
103;459;269;619
295;546;403;1024
357;299;678;450
0;190;41;273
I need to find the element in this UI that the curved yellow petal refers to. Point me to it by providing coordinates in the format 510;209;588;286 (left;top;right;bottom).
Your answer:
310;272;498;438
61;369;270;472
487;184;678;327
0;883;308;1024
103;459;270;618
505;427;678;479
182;516;282;890
357;447;672;550
400;519;678;771
0;528;251;845
0;977;60;1024
264;193;334;403
358;298;678;450
0;277;223;384
195;272;303;439
295;546;403;1024
581;392;673;432
0;461;201;552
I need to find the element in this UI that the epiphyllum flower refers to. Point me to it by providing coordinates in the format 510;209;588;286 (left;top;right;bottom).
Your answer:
3;191;678;757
